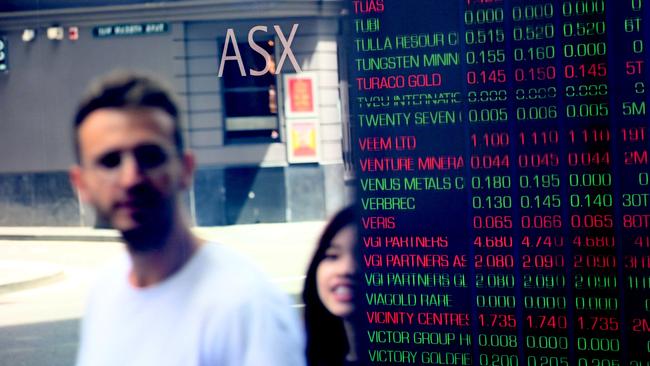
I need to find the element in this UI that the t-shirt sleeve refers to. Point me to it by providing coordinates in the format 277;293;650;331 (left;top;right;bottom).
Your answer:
201;282;307;366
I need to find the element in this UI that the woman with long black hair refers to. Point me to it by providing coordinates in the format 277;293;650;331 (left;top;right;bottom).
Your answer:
302;206;359;366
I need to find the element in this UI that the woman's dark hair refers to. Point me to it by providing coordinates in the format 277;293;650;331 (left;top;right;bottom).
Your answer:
302;206;356;366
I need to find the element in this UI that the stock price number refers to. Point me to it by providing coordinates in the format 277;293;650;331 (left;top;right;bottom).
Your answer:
569;193;613;208
471;132;510;148
564;63;607;79
478;313;517;328
574;274;617;290
576;316;619;332
524;296;567;310
577;337;620;352
527;356;568;366
572;235;615;248
471;175;512;190
517;152;560;168
521;215;562;229
513;45;555;61
516;105;557;120
523;274;566;289
577;359;620;366
569;128;611;144
512;3;553;21
567;151;611;167
513;23;555;41
522;254;565;269
474;235;513;248
561;0;605;17
563;41;606;58
476;273;515;288
526;314;568;329
464;7;504;25
515;87;557;102
467;69;507;85
473;215;513;229
562;21;606;37
565;83;608;98
471;154;510;169
468;89;507;102
525;335;569;350
574;254;617;269
475;254;515;269
570;214;613;229
466;49;506;64
566;103;609;119
466;28;505;44
520;194;561;209
472;195;513;209
479;334;517;351
522;235;564;248
514;66;556;82
519;130;559;146
480;353;519;366
468;107;508;122
476;295;516;309
568;173;612;187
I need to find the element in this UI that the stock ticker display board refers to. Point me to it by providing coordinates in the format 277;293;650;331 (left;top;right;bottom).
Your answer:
347;1;650;365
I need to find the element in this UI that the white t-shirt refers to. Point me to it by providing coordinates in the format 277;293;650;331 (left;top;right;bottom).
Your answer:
76;242;306;366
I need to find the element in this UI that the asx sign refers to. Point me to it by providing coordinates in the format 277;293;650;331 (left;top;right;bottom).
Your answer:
218;24;302;77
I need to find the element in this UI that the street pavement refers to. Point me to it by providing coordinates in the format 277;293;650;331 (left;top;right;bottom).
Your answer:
0;222;325;299
0;222;325;366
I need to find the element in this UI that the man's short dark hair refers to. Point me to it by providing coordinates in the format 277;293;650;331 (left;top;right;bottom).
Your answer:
73;71;183;161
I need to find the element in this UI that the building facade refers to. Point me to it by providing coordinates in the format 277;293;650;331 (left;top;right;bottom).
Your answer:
0;0;352;226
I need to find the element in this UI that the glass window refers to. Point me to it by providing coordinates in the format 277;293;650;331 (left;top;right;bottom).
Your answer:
220;38;279;143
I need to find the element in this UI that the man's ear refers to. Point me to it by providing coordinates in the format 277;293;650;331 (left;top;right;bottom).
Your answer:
180;151;196;190
69;165;90;202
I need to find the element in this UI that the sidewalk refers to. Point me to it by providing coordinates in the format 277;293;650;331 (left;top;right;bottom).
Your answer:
0;227;116;295
0;227;120;242
0;222;325;296
0;261;65;296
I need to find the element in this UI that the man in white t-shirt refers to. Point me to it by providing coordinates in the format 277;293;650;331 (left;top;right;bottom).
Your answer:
69;71;305;366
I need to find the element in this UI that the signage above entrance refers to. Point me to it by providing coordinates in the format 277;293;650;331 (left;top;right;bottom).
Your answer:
92;22;169;38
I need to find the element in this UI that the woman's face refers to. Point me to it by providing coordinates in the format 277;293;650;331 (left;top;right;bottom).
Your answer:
316;224;357;318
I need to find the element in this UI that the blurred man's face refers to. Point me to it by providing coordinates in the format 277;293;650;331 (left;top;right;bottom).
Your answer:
70;107;193;242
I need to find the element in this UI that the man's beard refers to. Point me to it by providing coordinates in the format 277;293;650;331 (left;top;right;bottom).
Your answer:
97;195;176;253
121;209;174;253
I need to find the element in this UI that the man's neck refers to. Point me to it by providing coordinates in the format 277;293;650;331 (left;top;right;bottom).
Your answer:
125;220;203;288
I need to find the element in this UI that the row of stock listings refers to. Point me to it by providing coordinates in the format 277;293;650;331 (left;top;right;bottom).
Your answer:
348;0;650;365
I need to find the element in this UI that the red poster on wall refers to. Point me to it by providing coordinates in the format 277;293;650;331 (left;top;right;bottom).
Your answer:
284;72;319;118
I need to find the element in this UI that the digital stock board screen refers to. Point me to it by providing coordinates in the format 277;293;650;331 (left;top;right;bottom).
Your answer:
347;1;650;365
